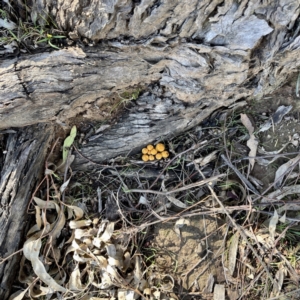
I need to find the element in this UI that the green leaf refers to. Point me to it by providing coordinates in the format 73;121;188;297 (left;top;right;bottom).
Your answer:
48;39;60;49
36;38;48;43
63;126;77;163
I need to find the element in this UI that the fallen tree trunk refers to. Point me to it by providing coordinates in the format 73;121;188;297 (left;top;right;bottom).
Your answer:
1;1;300;168
0;0;300;297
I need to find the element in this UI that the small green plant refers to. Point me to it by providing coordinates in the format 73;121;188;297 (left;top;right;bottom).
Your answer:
35;31;65;49
0;8;65;50
277;223;300;244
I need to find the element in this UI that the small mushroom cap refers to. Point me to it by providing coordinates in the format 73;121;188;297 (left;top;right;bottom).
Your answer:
151;149;157;155
142;148;148;154
147;144;154;150
162;151;169;158
156;143;165;152
147;150;152;154
142;155;149;161
156;153;162;160
149;155;155;161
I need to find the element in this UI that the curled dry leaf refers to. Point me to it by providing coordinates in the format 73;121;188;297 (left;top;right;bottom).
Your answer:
23;238;67;293
69;219;92;229
68;266;85;291
8;289;29;300
274;153;300;189
33;196;59;211
65;204;84;220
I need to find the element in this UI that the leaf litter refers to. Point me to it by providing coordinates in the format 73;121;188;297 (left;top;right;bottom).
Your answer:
6;92;300;300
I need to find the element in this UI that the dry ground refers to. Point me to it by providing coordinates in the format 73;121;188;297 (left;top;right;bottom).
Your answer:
5;77;300;300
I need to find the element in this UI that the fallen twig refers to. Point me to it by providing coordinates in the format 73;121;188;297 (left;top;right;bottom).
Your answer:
125;174;224;195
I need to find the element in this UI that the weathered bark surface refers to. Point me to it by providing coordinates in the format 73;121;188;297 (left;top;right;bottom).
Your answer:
0;124;53;299
5;0;298;168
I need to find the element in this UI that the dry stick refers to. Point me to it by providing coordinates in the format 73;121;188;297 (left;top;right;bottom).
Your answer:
126;174;224;195
195;166;277;287
134;204;299;233
221;154;260;195
0;248;23;265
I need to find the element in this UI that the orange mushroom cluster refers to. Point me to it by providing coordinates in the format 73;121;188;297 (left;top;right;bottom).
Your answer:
141;143;169;162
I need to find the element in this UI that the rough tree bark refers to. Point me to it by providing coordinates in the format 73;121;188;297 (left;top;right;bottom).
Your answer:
0;0;300;297
0;125;53;299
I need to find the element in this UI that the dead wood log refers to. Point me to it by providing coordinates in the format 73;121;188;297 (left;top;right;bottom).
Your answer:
1;1;300;169
0;124;53;299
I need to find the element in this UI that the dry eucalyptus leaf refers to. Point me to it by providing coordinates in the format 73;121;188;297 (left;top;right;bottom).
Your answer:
166;194;187;208
50;208;66;241
269;210;279;242
8;289;29;300
74;228;90;239
70;219;92;229
213;284;225;300
33;197;59;211
240;114;258;170
258;105;292;132
228;232;239;276
64;204;84;220
257;143;290;166
273;268;285;294
60;177;71;193
263;185;300;203
274;154;300;189
204;273;215;293
23;239;67;293
133;255;143;288
35;206;42;230
99;222;115;242
68;266;85;291
279;212;286;223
